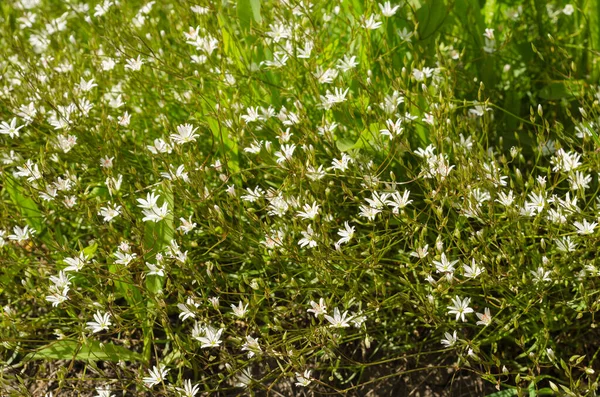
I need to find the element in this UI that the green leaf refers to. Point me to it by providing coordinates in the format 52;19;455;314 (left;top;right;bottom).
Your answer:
143;182;174;294
82;242;98;258
108;263;142;307
336;138;357;152
238;0;261;29
538;80;584;100
415;0;448;41
585;0;600;82
26;340;141;362
4;175;44;237
485;388;517;397
207;117;240;174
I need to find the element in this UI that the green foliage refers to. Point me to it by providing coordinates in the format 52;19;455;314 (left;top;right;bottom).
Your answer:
1;0;600;395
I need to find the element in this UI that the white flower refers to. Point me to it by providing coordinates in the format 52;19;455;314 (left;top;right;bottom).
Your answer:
525;191;546;214
241;107;261;123
141;202;170;222
574;219;597;235
362;14;382;30
551;148;582;173
441;330;458;347
274;144;296;163
476;307;492;326
336;222;355;247
298;225;318;248
378;1;400;17
433;253;458;274
496;190;515;207
124;55;144;71
175;379;200;397
241;335;262;358
331;153;353;172
386;190;412;213
14;160;42;182
447;296;474;322
143;364;169;387
562;4;574;15
178;216;197;234
234;368;253;388
98;202;121;222
94;385;115;397
241;186;265;203
231;301;249;318
307;164;326;181
297;202;320;220
195;324;224;348
170;123;199;145
45;287;69;307
307;298;327;317
380;118;403;139
8;225;35;243
147;138;173;154
63;252;89;272
531;267;552;283
177;297;199;321
324;307;351;328
114;250;136;266
410;245;429;259
0;117;25;138
137;192;161;209
555;236;577;253
295;370;312;387
145;262;165;277
569;171;592;191
397;27;413;42
463;259;484;278
86;310;112;333
337;55;358;72
78;77;97;92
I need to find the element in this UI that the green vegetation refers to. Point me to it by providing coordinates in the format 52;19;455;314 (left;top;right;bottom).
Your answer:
1;0;600;395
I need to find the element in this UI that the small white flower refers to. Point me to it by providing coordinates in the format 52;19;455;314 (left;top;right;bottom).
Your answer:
531;267;552;283
195;324;224;348
64;252;89;272
175;379;200;397
574;219;597;235
441;330;458;347
0;117;25;138
562;4;574;15
324;307;351;328
447;296;474;322
86;310;112;333
297;201;320;220
378;1;400;17
170;123;199;145
98;202;121;222
476;307;492;326
336;222;355;247
143;364;169;387
241;335;262;358
178;216;197;234
433;253;458;274
307;298;327;317
8;225;35;243
362;14;382;30
295;370;312;387
146;262;165;277
231;301;249;318
124;55;144;71
463;259;484;278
